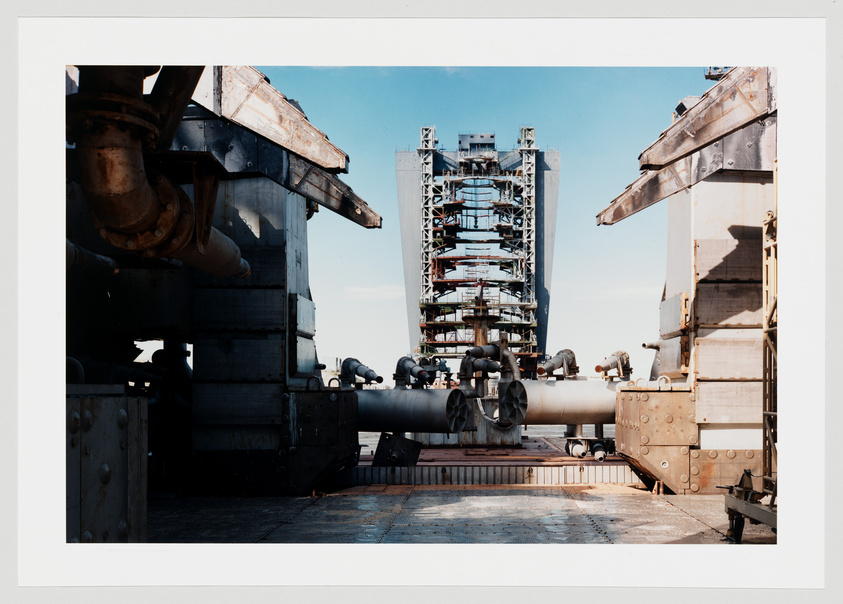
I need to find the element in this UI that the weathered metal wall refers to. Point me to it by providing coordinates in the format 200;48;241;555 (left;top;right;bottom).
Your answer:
66;385;147;542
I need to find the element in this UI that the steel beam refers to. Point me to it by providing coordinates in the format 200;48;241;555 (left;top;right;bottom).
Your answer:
638;67;775;170
192;65;349;172
597;116;776;225
172;107;381;229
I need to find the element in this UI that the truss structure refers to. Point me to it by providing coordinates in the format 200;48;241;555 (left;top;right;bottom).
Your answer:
416;127;540;361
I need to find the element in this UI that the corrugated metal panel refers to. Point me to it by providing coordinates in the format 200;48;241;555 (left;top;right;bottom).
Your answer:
344;463;641;486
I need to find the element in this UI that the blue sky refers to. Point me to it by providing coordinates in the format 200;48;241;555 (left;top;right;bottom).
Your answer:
258;65;716;380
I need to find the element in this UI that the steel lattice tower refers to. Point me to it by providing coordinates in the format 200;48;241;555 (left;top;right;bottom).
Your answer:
396;126;560;370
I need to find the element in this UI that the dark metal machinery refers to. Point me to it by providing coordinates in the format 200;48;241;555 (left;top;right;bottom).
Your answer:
65;65;382;541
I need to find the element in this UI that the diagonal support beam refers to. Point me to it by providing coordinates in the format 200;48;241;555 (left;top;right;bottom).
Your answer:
192;65;349;173
171;107;381;229
598;116;776;225
288;155;382;229
638;67;775;170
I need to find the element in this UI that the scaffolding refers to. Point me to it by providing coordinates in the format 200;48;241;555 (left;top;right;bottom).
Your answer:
416;127;540;363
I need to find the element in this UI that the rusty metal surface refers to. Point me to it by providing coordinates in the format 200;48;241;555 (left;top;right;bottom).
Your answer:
690;448;763;494
192;66;348;172
147;488;775;544
616;389;698;493
597;116;776;226
638;67;773;170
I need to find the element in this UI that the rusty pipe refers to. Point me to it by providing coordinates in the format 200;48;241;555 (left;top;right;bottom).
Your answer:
538;349;576;377
75;117;162;233
72;65;249;279
357;388;469;433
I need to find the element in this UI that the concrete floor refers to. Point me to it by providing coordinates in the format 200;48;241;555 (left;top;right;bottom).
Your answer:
147;484;776;544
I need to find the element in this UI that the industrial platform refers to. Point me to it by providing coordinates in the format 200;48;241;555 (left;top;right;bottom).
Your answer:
147;485;775;544
147;430;776;544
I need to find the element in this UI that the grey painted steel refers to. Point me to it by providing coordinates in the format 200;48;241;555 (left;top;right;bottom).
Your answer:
357;388;469;433
174;106;380;228
500;378;619;425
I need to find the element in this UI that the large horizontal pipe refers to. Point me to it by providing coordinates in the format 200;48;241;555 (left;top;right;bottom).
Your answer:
357;388;469;433
499;378;619;426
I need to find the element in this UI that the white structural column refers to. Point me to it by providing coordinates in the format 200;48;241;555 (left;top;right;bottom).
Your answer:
520;127;537;340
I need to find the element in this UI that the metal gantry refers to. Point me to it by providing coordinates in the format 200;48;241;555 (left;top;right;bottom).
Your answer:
415;127;540;361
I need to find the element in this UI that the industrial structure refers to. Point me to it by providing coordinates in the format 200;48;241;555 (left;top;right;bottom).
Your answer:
395;127;560;371
65;65;776;545
592;67;777;507
65;65;383;541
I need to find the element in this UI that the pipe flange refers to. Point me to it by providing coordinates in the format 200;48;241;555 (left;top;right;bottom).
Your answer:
149;188;195;258
67;93;161;149
90;169;181;252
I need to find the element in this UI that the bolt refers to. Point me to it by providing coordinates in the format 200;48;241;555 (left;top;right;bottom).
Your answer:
166;203;175;211
689;435;698;445
329;393;338;402
70;436;78;448
680;447;689;455
727;160;734;166
690;484;700;492
126;239;135;248
664;414;674;423
82;410;94;431
171;238;180;245
99;228;108;237
640;446;649;456
640;435;649;445
154;229;163;238
727;450;736;459
691;450;700;459
747;142;753;147
117;408;129;429
745;450;754;459
68;411;81;434
691;466;699;476
640;393;649;402
99;463;112;484
689;393;695;401
680;474;688;483
640;414;649;423
708;450;718;459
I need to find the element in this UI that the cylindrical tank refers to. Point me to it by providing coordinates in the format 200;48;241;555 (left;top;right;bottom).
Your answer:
499;378;619;426
357;388;469;433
